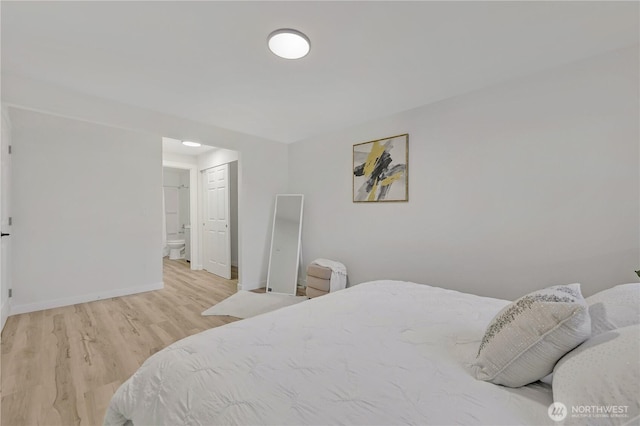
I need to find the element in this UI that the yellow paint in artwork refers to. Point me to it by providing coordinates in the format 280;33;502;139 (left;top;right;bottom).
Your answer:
380;171;403;187
368;182;378;201
363;141;384;177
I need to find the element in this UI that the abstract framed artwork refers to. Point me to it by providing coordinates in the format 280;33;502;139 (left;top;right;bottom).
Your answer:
353;133;408;202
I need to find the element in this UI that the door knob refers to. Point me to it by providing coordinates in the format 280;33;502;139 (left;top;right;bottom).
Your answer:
1;233;10;237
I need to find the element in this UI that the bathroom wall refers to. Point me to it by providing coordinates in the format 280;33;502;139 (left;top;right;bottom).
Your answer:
163;167;190;258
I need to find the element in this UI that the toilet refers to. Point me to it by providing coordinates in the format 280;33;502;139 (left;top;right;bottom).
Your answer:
167;239;185;260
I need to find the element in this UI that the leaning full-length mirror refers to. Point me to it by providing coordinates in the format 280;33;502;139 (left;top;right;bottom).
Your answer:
266;194;304;295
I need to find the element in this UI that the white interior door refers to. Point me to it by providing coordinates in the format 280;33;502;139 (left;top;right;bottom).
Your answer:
203;164;231;279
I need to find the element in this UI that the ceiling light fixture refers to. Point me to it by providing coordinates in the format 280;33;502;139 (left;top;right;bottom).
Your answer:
182;141;201;147
268;29;310;60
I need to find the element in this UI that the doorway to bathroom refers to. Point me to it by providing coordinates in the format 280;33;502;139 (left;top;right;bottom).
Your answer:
163;166;191;262
162;137;240;283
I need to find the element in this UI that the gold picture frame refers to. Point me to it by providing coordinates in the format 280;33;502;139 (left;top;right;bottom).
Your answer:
353;133;408;202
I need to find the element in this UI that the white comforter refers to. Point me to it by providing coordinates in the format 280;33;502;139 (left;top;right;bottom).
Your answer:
104;281;553;425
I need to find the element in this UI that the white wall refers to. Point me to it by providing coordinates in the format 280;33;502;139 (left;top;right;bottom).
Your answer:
3;76;289;290
163;167;189;188
163;152;197;165
162;167;191;238
10;108;163;313
289;46;640;300
198;148;239;171
1;106;12;329
229;161;239;267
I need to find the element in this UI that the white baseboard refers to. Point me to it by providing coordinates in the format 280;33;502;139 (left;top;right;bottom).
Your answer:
238;280;265;291
192;264;203;270
9;282;164;315
1;298;9;332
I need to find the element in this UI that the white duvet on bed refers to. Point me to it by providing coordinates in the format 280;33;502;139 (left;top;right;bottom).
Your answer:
104;280;553;425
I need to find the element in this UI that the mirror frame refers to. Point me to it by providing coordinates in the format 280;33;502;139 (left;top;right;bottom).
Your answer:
266;194;304;295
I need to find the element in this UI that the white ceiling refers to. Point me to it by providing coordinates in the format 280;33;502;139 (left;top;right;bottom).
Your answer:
2;1;638;144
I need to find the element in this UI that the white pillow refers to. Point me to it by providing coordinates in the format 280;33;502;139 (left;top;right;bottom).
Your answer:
586;283;640;336
552;325;640;426
541;283;640;387
473;283;591;387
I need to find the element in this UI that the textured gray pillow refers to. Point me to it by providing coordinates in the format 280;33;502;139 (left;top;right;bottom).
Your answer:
473;283;591;387
586;283;640;336
553;325;640;426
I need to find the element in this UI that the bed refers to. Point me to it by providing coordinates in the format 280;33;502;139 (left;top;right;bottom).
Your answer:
104;280;554;425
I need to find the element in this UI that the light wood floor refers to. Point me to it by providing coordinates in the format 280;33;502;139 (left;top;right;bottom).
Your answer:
1;259;240;426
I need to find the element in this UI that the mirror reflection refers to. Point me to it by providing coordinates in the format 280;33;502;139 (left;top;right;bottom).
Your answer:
267;194;304;295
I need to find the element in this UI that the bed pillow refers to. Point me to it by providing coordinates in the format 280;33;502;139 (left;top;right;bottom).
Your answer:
473;283;591;387
586;283;640;336
552;325;640;426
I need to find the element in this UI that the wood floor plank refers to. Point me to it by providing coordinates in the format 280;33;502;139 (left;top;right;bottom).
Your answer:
1;259;240;426
83;381;119;426
52;313;82;426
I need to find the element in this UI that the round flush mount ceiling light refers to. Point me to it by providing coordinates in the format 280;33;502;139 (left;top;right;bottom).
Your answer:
268;29;310;59
182;141;201;147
